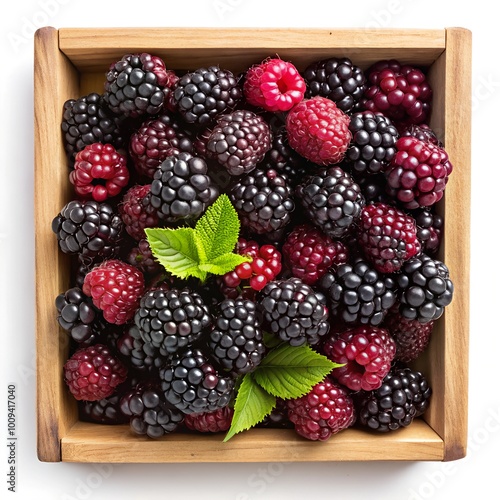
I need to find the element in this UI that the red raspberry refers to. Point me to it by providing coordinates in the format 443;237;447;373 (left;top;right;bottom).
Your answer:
70;143;129;202
184;407;234;433
287;378;355;441
286;96;351;165
362;59;432;126
385;136;453;209
119;184;159;241
83;259;145;325
323;326;396;391
63;344;128;401
383;308;434;363
244;58;306;112
282;224;348;285
220;238;282;299
357;202;420;273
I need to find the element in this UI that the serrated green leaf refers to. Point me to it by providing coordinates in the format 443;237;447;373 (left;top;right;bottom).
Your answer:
199;252;251;275
223;373;276;442
253;344;341;400
195;194;240;262
145;227;206;281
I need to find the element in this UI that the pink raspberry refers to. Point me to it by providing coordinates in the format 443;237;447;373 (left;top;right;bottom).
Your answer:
184;407;234;433
119;184;159;241
244;58;306;112
286;96;351;165
83;259;145;325
70;143;129;202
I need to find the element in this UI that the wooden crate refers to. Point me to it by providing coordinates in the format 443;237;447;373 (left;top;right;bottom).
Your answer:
34;27;471;463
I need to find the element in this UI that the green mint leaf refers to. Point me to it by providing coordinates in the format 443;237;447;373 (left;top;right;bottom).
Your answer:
195;194;240;262
224;373;276;442
199;252;251;276
253;344;341;400
145;227;207;281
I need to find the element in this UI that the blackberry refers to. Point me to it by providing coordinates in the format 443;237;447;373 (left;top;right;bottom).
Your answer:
318;259;397;326
258;277;330;347
119;184;159;241
120;381;184;438
173;66;242;126
353;172;391;205
61;92;124;163
399;123;443;147
150;152;219;223
79;392;129;425
208;299;266;375
52;200;123;260
103;53;173;118
126;239;162;276
412;208;444;256
55;287;105;345
258;398;293;429
205;110;272;176
230;168;295;235
357;367;432;432
346;111;399;175
134;288;212;356
160;348;235;414
303;57;366;113
295;166;365;239
396;254;454;323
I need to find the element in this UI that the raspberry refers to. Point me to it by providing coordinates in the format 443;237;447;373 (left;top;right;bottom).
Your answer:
184;407;234;433
219;239;282;299
323;326;396;391
282;224;348;285
357;202;421;273
243;58;306;112
83;259;145;325
385;136;453;209
119;184;159;241
361;59;432;126
258;277;330;347
63;344;128;401
287;378;355;441
286;96;351;165
399;123;442;147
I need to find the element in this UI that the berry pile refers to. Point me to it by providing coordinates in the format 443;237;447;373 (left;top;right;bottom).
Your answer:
54;51;454;441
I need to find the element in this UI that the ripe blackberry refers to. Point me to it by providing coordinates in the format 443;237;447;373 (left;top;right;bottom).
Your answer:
120;381;184;438
396;254;454;323
361;59;432;126
70;143;129;202
385;136;453;209
205;110;272;176
383;308;434;363
55;287;105;345
322;326;396;391
160;348;235;414
52;200;123;260
353;172;391;205
126;239;162;276
357;367;432;432
295;166;365;239
399;123;442;147
83;259;145;325
79;392;129;425
287;378;355;441
208;299;265;375
134;288;212;356
63;344;128;401
230;168;295;235
129;114;194;178
346;111;399;175
184;407;234;433
150;152;218;223
412;207;444;256
243;58;306;112
303;56;366;113
104;53;174;118
357;202;421;274
61;92;125;162
286;96;351;165
282;224;349;285
259;398;293;429
119;184;160;241
173;66;242;126
258;277;330;347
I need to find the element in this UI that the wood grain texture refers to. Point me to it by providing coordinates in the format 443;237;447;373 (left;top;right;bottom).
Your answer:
34;26;80;462
61;421;443;463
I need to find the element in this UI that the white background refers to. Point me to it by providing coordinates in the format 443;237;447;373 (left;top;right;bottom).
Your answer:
1;1;497;499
